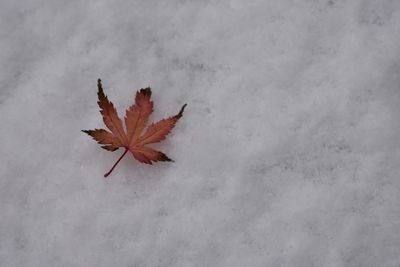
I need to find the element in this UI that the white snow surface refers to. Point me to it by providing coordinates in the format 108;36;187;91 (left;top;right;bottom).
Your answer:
1;0;400;266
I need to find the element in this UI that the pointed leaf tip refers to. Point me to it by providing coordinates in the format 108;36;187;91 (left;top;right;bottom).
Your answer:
159;153;174;162
102;145;119;151
97;79;103;93
139;87;152;97
176;103;187;119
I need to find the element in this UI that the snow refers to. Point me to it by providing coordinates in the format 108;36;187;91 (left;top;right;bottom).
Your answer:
1;0;400;266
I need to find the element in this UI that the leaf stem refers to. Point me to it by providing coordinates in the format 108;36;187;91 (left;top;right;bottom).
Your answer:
104;148;128;178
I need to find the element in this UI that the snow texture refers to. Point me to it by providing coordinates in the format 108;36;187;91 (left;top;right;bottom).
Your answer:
1;0;400;266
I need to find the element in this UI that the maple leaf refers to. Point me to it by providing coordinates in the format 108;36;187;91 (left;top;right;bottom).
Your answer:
82;79;187;177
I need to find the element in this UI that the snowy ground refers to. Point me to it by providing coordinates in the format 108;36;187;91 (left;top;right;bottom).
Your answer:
1;0;400;266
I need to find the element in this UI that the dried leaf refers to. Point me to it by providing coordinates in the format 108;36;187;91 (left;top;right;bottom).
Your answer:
82;79;186;177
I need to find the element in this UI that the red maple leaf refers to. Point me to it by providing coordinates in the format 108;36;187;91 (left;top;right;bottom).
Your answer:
82;79;186;177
